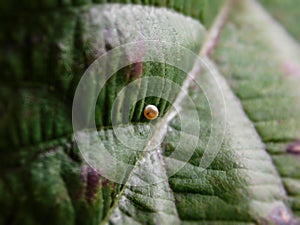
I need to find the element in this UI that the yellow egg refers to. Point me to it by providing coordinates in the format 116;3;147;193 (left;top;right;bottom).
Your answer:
144;105;159;120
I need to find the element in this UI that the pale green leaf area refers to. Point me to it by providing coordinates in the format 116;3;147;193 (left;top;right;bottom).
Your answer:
1;0;300;225
213;0;300;223
259;0;300;43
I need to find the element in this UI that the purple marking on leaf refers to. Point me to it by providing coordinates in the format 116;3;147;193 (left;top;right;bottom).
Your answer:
102;178;111;187
128;39;147;64
77;165;89;199
130;62;143;79
86;166;101;202
287;141;300;155
126;39;146;80
104;28;115;51
283;60;300;77
101;178;116;196
93;48;102;59
268;206;295;225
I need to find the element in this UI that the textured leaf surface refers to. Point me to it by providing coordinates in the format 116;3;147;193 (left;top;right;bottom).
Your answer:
0;0;224;28
104;57;295;224
0;4;203;150
213;0;300;223
0;4;205;225
1;0;300;225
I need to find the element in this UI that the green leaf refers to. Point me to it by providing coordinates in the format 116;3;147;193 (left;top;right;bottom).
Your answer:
1;0;300;225
101;56;295;224
213;0;300;223
1;4;205;224
0;0;224;28
259;0;300;43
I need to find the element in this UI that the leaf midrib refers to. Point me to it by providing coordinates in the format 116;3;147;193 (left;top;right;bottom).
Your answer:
100;1;232;224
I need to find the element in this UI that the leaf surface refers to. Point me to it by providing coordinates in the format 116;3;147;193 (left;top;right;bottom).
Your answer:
1;0;300;225
213;0;300;223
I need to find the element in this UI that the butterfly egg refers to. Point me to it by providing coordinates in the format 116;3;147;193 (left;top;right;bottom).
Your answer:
144;105;159;120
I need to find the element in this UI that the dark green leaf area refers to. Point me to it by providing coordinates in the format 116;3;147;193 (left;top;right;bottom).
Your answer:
0;5;205;150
